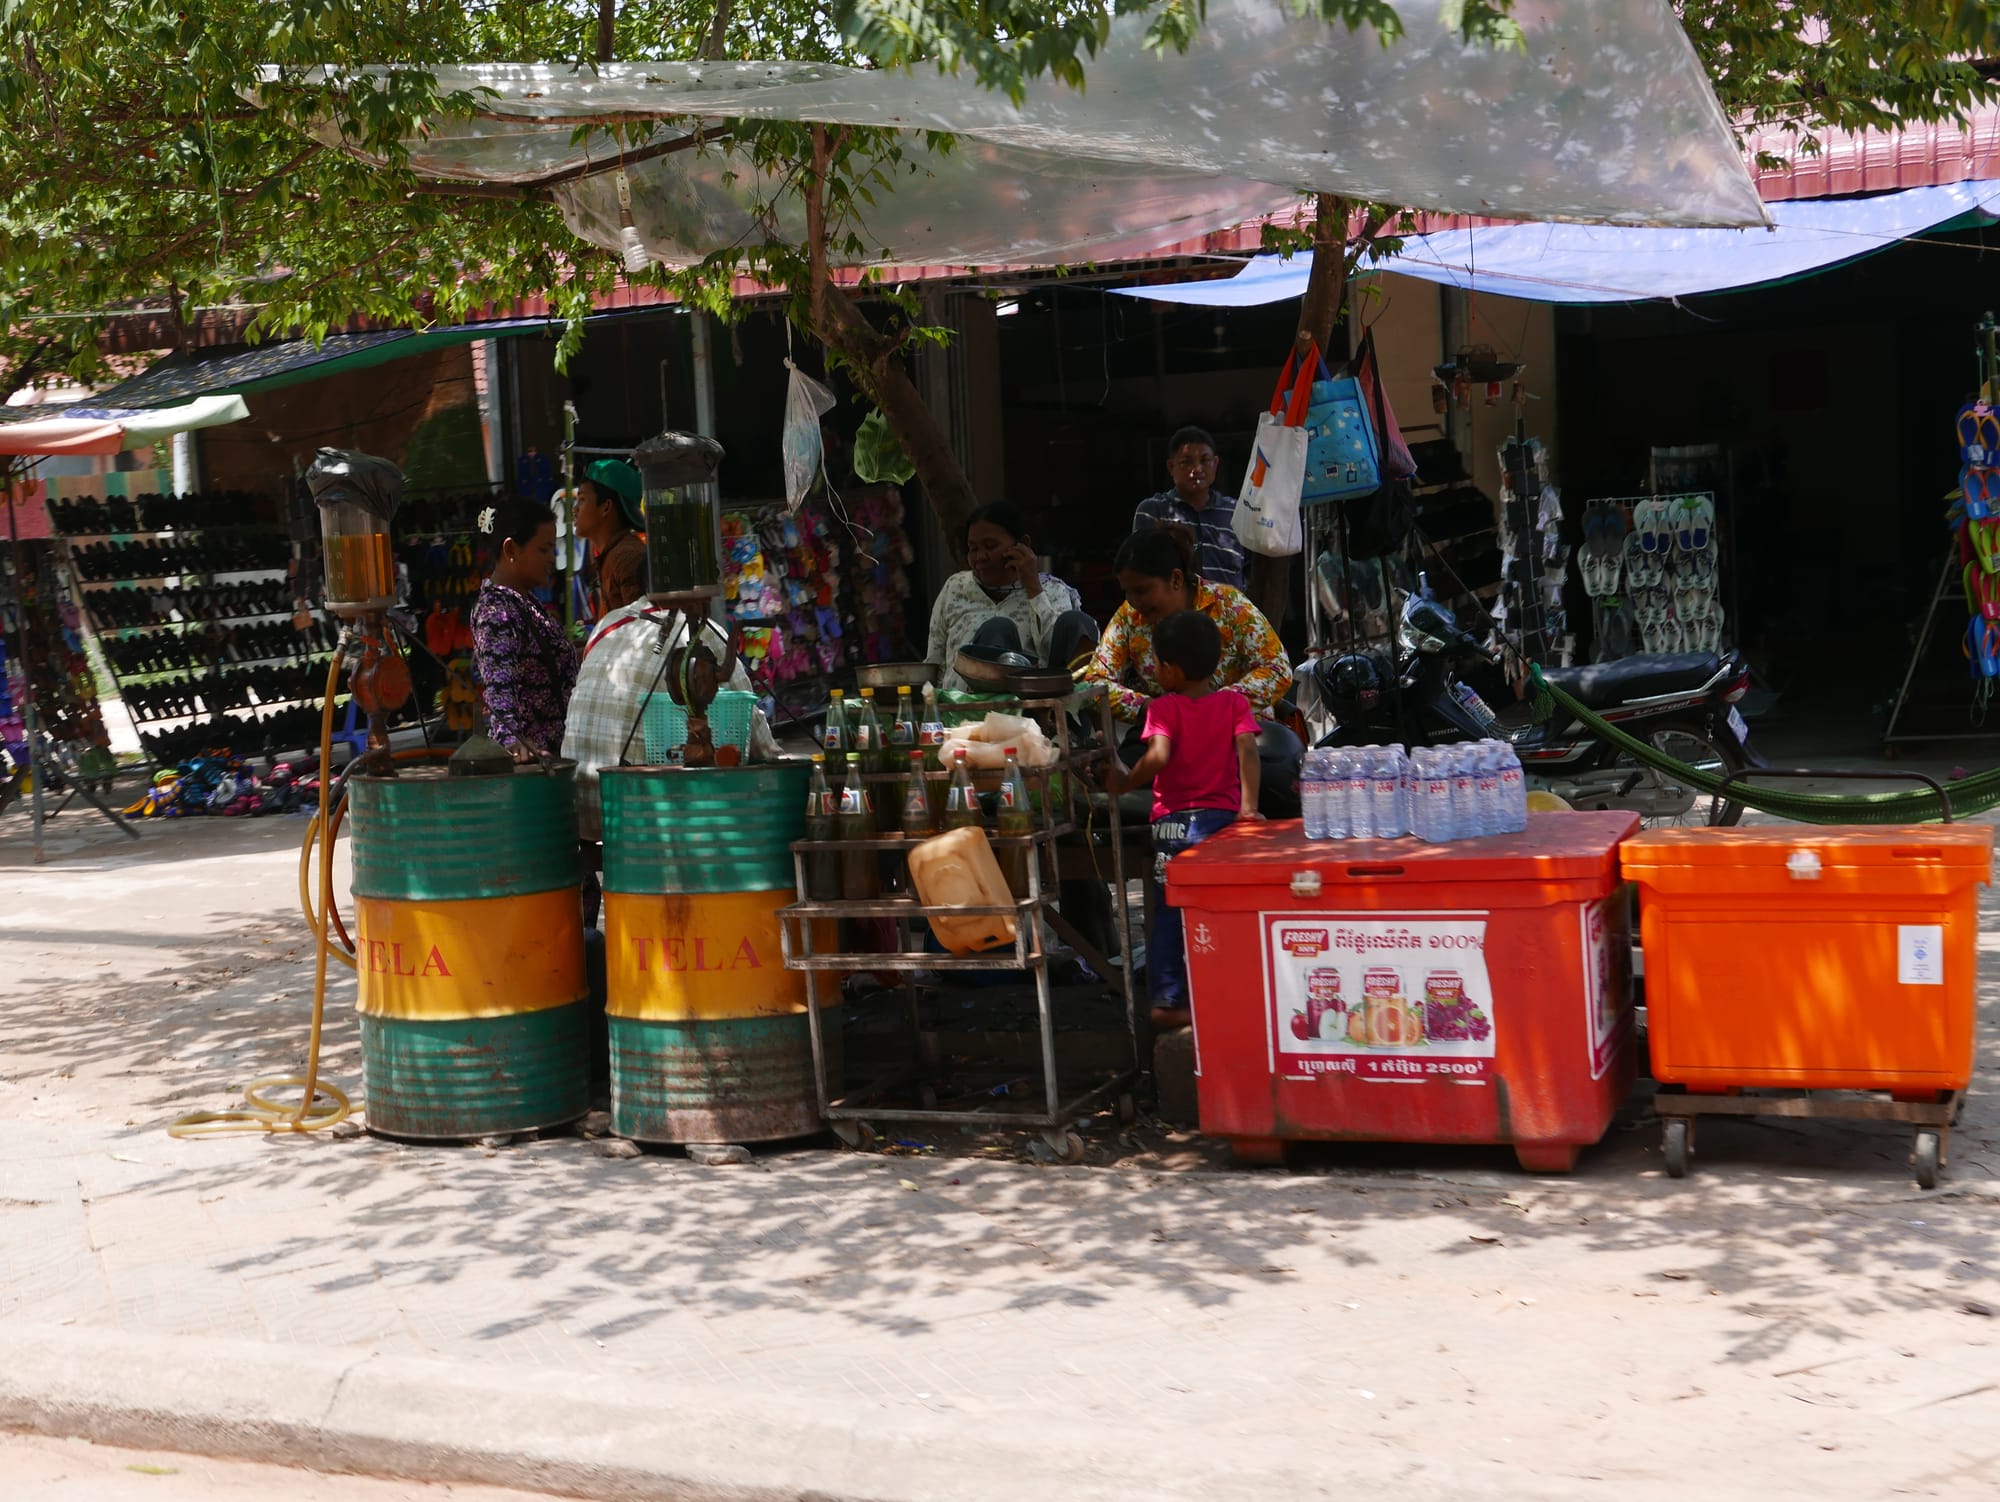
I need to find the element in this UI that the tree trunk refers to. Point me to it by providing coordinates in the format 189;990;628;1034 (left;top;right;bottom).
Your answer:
1256;194;1354;645
699;0;733;61
802;127;979;539
1294;193;1349;363
596;0;616;62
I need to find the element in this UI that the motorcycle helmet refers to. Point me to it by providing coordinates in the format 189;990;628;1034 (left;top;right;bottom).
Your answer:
1316;652;1384;709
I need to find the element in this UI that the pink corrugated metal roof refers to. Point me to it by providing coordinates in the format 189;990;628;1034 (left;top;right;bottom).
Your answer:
1749;109;2000;201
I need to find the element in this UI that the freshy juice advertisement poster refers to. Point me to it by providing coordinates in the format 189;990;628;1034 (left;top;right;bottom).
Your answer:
1264;914;1494;1082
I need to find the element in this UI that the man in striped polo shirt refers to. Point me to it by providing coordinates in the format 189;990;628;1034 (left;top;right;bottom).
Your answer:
1131;425;1245;591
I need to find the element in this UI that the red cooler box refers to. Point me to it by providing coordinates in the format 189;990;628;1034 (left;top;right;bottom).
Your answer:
1167;811;1640;1171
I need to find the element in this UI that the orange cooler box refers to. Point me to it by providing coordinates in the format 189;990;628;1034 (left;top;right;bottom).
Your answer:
1168;812;1640;1172
1622;826;1993;1092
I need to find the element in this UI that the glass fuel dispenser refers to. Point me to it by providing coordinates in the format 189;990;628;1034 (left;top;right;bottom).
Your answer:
306;447;404;618
624;432;735;767
632;431;725;603
304;448;411;767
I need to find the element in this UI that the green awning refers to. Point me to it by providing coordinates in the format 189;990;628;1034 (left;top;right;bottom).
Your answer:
88;319;554;408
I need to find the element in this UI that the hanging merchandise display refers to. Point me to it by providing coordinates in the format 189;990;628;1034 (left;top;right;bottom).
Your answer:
845;485;916;665
1495;435;1572;668
0;532;112;805
719;491;916;713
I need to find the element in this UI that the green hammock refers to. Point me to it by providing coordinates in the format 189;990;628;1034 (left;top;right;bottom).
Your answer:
1528;664;2000;825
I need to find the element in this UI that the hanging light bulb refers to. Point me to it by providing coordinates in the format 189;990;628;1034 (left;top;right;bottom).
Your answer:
615;169;650;275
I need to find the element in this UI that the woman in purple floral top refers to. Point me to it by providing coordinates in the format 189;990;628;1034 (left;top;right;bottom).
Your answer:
471;497;578;758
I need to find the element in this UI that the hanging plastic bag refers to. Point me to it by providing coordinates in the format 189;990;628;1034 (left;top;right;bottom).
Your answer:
783;361;837;512
853;408;916;485
1234;352;1313;558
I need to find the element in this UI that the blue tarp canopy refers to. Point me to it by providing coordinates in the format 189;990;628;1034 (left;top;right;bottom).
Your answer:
1114;182;2000;307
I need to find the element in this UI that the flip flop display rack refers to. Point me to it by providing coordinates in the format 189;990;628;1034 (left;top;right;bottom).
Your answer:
1954;389;2000;704
1884;316;2000;749
45;489;332;766
1575;492;1724;662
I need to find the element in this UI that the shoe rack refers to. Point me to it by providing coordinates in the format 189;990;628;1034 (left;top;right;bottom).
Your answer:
47;491;333;767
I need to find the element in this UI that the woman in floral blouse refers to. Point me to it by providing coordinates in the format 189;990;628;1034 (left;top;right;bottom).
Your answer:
1084;526;1292;720
471;497;579;759
1082;524;1300;816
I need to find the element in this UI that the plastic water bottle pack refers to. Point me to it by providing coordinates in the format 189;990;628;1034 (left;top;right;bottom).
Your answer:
1302;740;1528;841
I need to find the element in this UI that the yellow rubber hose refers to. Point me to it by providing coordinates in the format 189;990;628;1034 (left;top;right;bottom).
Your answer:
297;745;454;968
171;650;353;1137
300;791;358;970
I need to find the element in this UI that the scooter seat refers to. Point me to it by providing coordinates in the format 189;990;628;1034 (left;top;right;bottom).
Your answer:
1540;652;1723;711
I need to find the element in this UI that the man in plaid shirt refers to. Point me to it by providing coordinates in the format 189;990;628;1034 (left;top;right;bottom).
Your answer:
1132;425;1244;591
561;601;762;842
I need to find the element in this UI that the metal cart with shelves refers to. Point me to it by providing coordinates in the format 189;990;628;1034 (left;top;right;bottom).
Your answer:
778;685;1138;1161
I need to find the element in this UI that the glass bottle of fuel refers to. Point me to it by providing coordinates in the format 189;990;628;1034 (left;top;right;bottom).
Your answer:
890;686;918;760
837;757;879;899
899;750;935;838
918;682;948;770
850;686;885;771
942;748;981;830
996;746;1037;898
804;753;840;900
821;689;848;756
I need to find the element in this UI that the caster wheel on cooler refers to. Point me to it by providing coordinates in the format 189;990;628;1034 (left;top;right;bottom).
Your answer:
831;1120;876;1150
1663;1118;1690;1179
1914;1129;1942;1190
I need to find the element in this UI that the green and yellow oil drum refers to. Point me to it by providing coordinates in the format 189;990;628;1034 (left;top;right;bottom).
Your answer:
600;763;826;1143
347;762;589;1140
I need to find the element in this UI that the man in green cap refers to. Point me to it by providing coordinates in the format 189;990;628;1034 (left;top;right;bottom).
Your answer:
573;458;646;617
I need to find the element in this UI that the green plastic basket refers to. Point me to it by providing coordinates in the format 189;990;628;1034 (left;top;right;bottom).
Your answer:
642;690;757;764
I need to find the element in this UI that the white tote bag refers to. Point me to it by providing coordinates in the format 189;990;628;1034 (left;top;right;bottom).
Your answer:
1233;350;1314;558
1234;414;1307;557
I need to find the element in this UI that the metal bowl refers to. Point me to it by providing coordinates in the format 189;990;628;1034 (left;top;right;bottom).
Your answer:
954;643;1033;690
855;660;940;692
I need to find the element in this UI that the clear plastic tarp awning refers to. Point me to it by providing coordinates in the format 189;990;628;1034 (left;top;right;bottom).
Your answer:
1113;181;2000;306
262;0;1766;271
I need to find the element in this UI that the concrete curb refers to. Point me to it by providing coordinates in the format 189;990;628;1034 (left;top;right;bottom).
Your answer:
0;1323;1607;1501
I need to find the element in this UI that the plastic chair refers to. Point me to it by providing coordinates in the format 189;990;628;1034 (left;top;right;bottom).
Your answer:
327;696;369;764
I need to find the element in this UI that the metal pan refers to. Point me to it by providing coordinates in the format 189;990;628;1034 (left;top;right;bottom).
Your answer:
1008;668;1075;699
855;660;940;692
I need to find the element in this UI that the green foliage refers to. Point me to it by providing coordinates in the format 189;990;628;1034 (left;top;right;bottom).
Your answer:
1683;0;1998;151
3;0;1997;412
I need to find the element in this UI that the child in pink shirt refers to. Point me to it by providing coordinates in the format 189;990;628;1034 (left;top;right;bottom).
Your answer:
1106;609;1261;1028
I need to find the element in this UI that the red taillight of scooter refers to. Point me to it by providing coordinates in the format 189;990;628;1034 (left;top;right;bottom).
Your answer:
1721;670;1750;704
